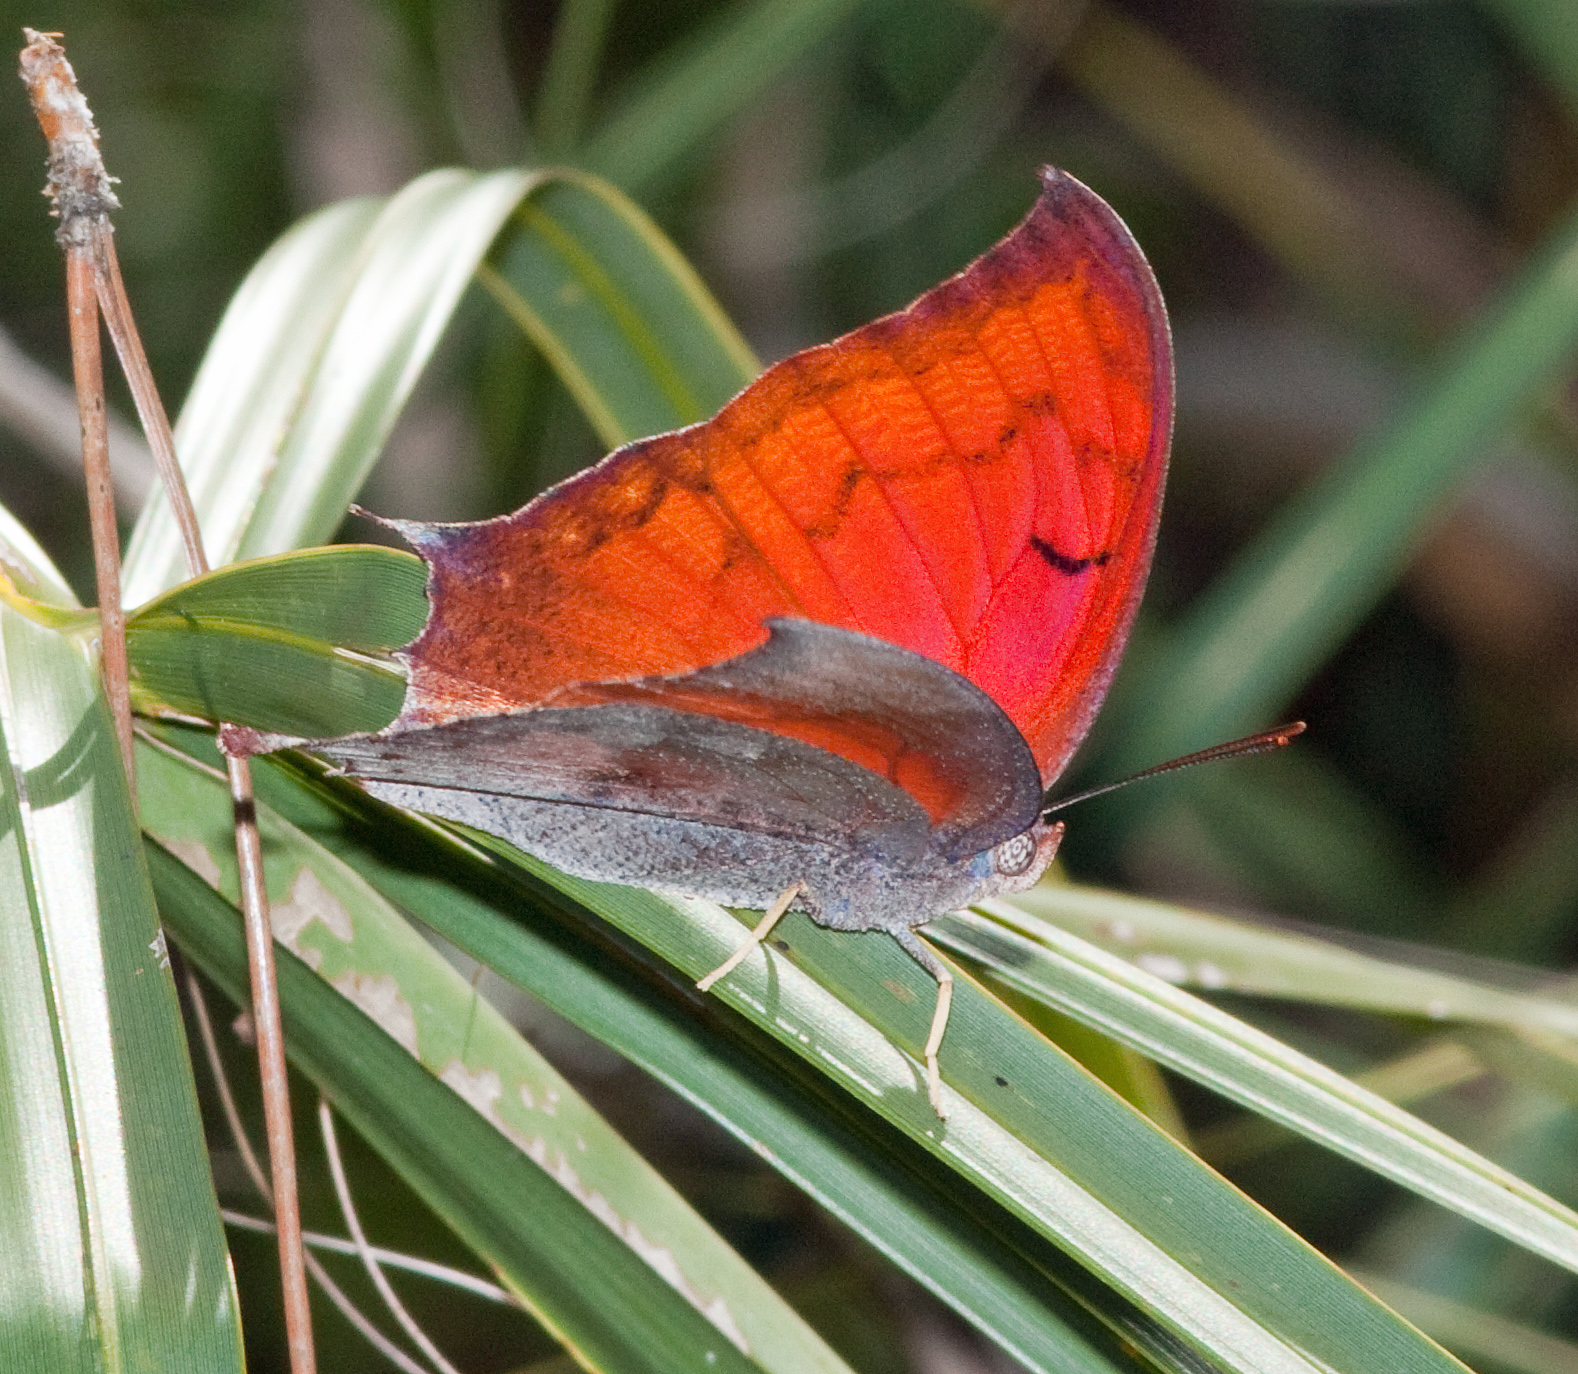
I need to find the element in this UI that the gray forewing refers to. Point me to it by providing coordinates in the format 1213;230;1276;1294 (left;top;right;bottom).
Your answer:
320;701;935;859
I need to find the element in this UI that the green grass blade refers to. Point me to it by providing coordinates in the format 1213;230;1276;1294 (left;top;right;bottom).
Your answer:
449;857;1461;1371
1351;1267;1578;1374
669;901;1458;1372
1107;192;1578;772
582;0;865;192
129;546;427;652
135;733;851;1374
121;198;385;605
535;0;619;155
1009;883;1578;1039
0;602;240;1372
483;171;757;447
126;627;404;739
148;843;764;1374
123;167;752;619
933;895;1578;1277
231;169;538;567
122;170;535;604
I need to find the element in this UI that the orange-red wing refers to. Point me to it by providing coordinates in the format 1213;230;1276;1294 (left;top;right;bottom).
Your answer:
397;167;1171;786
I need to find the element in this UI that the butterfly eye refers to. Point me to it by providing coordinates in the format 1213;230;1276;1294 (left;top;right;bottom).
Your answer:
994;831;1038;878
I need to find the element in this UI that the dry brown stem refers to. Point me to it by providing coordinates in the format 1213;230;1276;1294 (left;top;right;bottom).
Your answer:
21;30;133;780
92;232;207;570
63;248;135;781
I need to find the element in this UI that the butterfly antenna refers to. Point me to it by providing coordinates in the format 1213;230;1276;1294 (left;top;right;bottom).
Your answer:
1042;722;1306;817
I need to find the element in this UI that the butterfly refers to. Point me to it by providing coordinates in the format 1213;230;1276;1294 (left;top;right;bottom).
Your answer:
317;167;1173;1117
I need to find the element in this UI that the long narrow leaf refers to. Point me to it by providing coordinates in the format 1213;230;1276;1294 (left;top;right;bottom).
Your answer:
237;746;1188;1374
148;846;764;1374
125;547;425;737
483;170;756;447
123;168;754;612
230;169;540;570
1010;883;1578;1039
0;559;240;1371
122;171;536;602
121;197;385;605
932;896;1578;1277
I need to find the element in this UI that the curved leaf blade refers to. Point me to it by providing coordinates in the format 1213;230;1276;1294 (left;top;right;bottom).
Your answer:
121;197;385;605
1009;882;1578;1040
483;171;757;448
235;168;540;565
148;842;763;1374
237;749;1153;1374
129;546;427;653
123;167;754;618
125;547;426;736
234;748;1465;1374
123;170;538;603
0;504;79;609
934;893;1578;1278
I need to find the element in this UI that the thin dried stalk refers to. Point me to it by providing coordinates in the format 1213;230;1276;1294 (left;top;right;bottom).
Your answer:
92;232;206;570
20;30;316;1374
66;250;134;780
20;31;134;781
225;757;314;1372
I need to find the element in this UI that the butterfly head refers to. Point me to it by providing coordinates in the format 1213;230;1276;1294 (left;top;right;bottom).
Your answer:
981;818;1064;898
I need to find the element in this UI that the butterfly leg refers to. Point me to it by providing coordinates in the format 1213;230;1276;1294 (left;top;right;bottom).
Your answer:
696;882;805;992
892;929;953;1119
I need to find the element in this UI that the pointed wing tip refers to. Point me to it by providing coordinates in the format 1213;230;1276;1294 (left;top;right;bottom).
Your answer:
347;506;484;555
1036;164;1081;198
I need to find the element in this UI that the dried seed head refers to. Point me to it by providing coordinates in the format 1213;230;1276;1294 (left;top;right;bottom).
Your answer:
19;28;119;246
